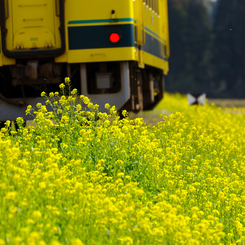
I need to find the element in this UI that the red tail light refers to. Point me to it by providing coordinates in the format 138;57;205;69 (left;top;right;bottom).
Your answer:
110;33;120;43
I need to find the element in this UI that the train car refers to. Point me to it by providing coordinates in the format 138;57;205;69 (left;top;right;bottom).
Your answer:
0;0;169;121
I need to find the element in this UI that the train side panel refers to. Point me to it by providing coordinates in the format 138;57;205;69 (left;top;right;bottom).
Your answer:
140;0;169;74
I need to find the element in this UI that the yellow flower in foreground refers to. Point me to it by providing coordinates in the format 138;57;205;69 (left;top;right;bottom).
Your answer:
1;91;245;244
0;239;5;245
105;103;110;109
64;77;71;84
59;83;65;89
71;239;84;245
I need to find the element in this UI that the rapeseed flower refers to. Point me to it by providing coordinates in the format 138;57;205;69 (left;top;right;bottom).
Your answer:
1;84;245;244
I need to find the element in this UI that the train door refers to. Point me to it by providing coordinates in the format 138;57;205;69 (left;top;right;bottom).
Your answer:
0;0;65;57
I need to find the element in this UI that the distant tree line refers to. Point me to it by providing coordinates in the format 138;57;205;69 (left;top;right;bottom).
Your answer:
166;0;245;98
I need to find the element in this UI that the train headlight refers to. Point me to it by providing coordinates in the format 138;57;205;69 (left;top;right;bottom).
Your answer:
109;33;120;43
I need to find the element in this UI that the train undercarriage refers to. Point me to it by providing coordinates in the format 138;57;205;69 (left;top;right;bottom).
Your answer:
0;60;164;121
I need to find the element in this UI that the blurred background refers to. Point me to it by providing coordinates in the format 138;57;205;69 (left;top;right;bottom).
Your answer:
166;0;245;98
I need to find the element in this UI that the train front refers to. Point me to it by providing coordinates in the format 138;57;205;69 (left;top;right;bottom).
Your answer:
0;0;169;121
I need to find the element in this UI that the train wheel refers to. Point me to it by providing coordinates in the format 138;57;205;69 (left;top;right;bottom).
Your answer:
128;68;143;113
134;69;144;112
142;70;164;110
120;65;143;113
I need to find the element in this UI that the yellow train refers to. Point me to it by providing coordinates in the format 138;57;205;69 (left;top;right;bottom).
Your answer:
0;0;169;120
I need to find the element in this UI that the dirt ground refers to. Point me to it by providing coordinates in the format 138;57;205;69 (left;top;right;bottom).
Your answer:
207;98;245;108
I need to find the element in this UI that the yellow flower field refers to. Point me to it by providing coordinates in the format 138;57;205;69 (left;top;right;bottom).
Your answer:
1;82;245;245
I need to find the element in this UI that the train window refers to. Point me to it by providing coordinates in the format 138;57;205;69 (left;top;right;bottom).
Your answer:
146;0;149;7
153;0;156;12
149;0;153;10
143;0;146;3
155;0;158;14
156;0;159;15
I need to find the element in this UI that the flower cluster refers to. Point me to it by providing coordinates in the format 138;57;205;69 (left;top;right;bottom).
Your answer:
0;83;245;244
